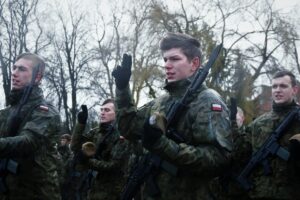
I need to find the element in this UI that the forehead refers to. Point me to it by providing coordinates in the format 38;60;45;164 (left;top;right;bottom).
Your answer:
163;48;185;58
100;102;115;110
14;58;34;69
272;75;292;85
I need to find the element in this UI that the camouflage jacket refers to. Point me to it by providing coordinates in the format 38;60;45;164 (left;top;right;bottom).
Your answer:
72;123;130;200
0;86;61;200
246;103;300;199
116;76;233;200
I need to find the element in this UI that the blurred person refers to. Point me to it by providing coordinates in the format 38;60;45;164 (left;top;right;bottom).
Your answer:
242;70;300;199
71;99;130;200
0;52;61;199
113;32;232;199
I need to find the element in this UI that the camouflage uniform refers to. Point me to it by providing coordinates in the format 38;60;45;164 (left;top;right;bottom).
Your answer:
116;76;233;199
57;144;73;200
72;123;130;200
210;117;251;200
0;86;61;200
245;102;300;200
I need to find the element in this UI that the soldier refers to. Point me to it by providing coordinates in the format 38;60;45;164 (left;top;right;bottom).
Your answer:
112;32;233;199
0;53;61;199
244;70;300;199
71;99;130;200
58;134;73;161
57;134;73;200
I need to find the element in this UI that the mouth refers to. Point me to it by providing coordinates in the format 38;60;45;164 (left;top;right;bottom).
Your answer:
166;72;175;79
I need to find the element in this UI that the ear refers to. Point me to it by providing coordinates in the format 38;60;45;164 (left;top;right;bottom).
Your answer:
292;85;299;95
191;57;200;72
34;72;43;84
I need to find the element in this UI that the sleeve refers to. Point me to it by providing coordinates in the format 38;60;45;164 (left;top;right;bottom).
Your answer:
88;140;129;171
116;86;150;141
147;96;233;176
71;123;86;151
0;107;61;158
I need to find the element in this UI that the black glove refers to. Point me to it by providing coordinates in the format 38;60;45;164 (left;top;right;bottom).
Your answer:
77;105;88;124
142;117;163;148
112;54;132;90
230;97;237;121
289;139;300;161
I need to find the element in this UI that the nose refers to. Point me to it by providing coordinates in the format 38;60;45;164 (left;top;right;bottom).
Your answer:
164;60;172;70
12;68;18;76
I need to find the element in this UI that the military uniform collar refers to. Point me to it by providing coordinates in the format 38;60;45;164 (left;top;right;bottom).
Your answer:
164;73;206;97
9;86;43;105
272;100;299;116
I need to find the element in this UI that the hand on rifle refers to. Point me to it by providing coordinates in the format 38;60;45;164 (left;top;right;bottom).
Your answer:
289;134;300;161
112;54;132;90
77;105;88;124
142;113;166;148
76;142;96;165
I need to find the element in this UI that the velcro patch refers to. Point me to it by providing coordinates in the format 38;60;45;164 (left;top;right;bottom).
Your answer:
211;103;222;112
120;135;125;142
39;105;49;112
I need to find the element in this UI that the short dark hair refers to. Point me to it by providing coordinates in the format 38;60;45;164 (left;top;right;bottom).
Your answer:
159;32;202;62
16;52;45;77
273;70;297;87
101;98;115;106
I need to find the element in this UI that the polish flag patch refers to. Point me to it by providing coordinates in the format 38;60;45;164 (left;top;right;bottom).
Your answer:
39;105;49;112
211;103;222;111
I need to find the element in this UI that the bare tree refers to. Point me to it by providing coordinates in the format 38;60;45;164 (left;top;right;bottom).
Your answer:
45;4;93;132
0;0;40;105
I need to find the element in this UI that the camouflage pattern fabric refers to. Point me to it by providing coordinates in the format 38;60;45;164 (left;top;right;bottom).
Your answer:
0;86;61;200
245;103;300;200
210;120;251;200
116;76;233;200
71;123;130;200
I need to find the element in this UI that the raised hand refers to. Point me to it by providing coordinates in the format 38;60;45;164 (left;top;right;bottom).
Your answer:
112;54;132;90
77;105;88;124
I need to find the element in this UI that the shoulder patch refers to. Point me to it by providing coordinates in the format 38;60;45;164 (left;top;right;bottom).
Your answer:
211;103;222;112
39;105;49;112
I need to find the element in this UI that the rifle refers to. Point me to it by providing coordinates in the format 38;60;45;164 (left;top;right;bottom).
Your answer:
120;44;223;200
236;107;300;191
0;64;40;193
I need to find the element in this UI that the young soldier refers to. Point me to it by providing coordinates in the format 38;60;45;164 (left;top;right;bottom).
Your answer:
0;53;61;199
244;70;300;199
71;99;130;200
113;32;232;199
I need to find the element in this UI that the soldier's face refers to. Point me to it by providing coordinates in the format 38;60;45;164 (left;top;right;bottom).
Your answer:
60;139;69;146
272;75;298;105
100;102;115;124
163;48;199;82
11;58;34;90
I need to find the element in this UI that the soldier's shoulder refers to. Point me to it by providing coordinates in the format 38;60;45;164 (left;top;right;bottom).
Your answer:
196;88;227;110
250;112;272;126
32;100;60;118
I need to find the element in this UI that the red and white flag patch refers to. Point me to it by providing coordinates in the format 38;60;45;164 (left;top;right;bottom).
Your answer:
211;103;222;112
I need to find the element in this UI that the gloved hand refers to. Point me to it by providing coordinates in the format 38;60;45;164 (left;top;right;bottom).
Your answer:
142;114;165;148
230;97;237;121
289;134;300;161
77;105;88;124
112;54;132;90
75;150;90;165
